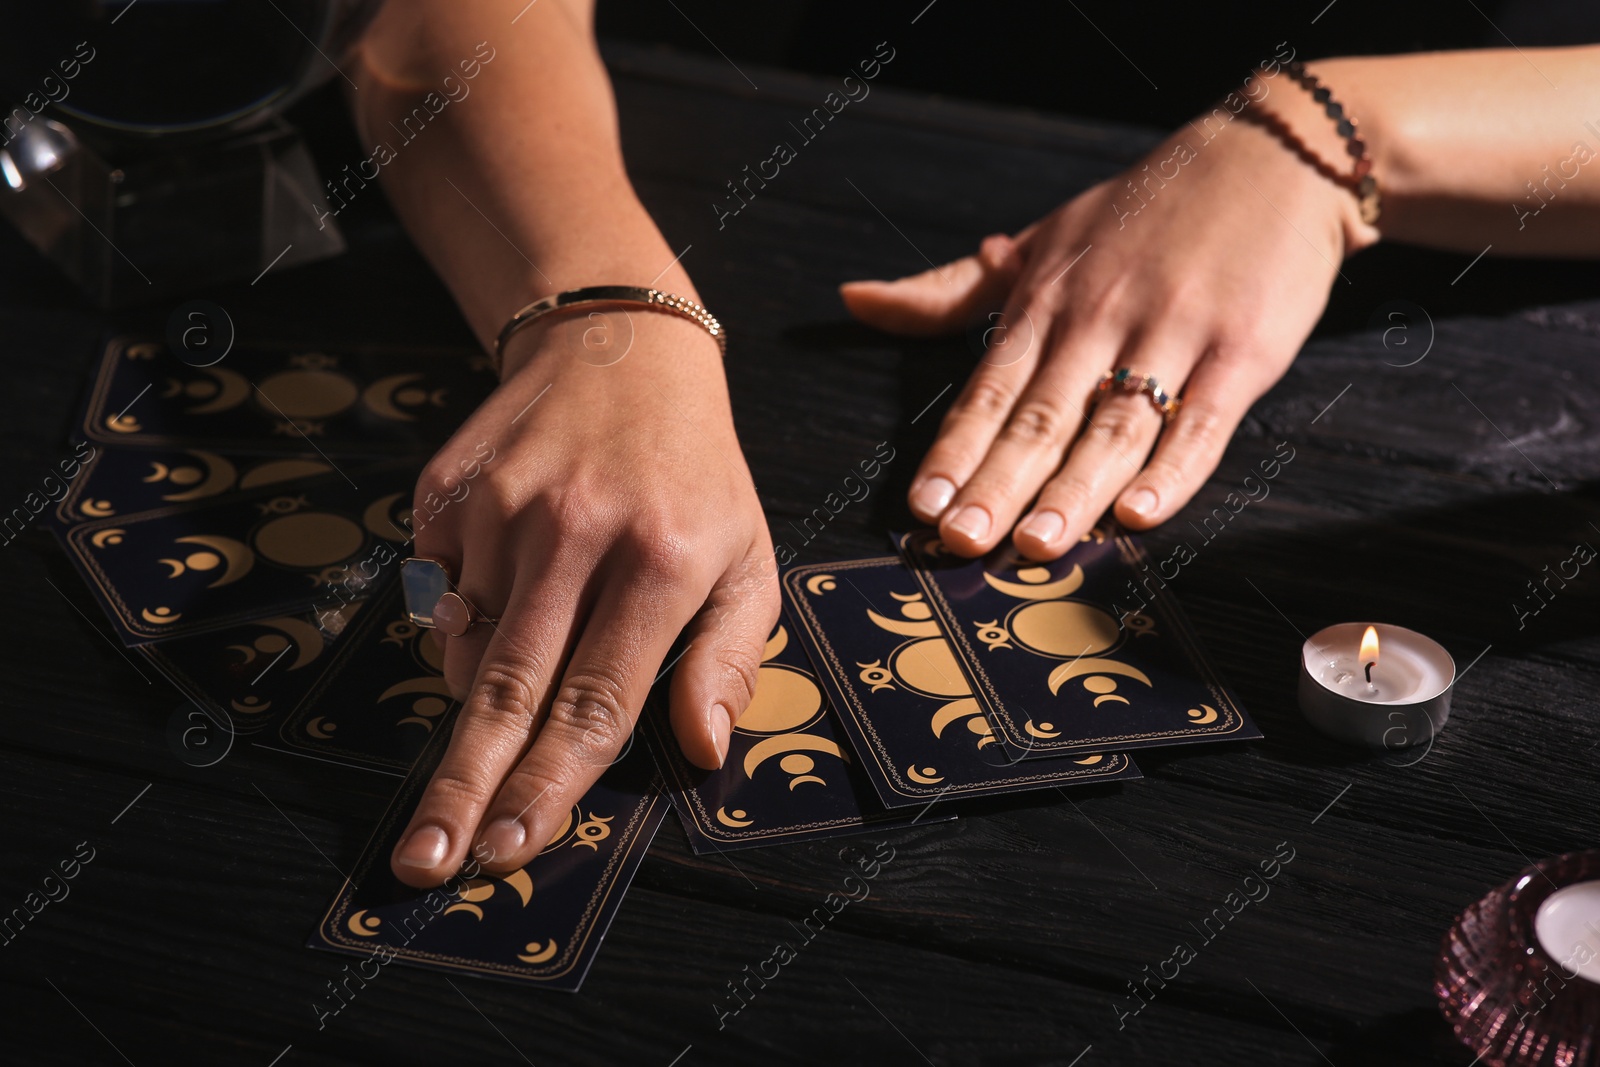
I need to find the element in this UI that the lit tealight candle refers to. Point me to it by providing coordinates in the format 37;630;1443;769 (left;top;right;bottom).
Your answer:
1535;880;1600;984
1297;623;1455;748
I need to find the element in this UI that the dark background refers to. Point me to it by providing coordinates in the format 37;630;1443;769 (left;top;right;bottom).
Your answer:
596;0;1600;130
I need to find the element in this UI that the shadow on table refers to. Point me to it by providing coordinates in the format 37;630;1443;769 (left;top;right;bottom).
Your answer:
1327;1006;1485;1066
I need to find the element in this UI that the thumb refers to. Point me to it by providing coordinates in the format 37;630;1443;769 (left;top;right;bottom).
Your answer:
840;232;1025;337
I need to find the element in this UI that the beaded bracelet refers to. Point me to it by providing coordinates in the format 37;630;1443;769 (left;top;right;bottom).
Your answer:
1281;61;1381;225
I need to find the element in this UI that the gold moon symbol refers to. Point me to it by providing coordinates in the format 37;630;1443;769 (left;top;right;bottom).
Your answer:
252;617;326;670
891;638;971;698
239;458;329;490
162;450;238;502
362;493;407;539
346;910;382;937
186;367;252;415
231;697;270;715
1047;658;1152;696
253;512;363;568
762;624;789;662
175;535;254;587
716;806;754;828
143;462;168;483
1025;720;1062;738
744;734;848;778
517;939;559;964
91;528;127;548
929;698;985;738
503;869;535;907
106;413;141;433
982;565;1084;601
737;664;823;735
866;609;941;638
141;607;180;625
256;369;359;419
378;676;454;703
1093;695;1131;706
443;903;484;920
80;500;114;518
1074;755;1105;765
362;373;425;422
305;717;336;739
1011;601;1119;657
805;573;837;595
907;765;944;784
1187;704;1219;724
541;808;576;852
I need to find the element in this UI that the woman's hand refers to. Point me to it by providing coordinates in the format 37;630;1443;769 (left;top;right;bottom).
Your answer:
841;93;1376;560
390;311;777;887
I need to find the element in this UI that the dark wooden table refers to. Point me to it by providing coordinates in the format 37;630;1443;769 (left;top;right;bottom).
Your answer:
4;42;1599;1067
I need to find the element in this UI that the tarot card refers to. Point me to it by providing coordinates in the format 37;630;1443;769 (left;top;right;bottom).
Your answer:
139;598;364;737
896;528;1260;760
782;557;1141;807
61;465;417;644
311;710;668;992
79;335;493;456
53;442;360;527
278;581;453;772
642;622;939;853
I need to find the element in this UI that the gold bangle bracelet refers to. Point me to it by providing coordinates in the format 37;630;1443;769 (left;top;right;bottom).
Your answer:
491;285;727;376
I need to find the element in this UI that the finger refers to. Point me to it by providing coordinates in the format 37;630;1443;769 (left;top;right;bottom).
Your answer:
933;319;1115;556
1113;346;1264;529
667;561;781;770
389;566;580;888
1013;340;1198;560
906;291;1046;524
472;561;706;874
840;233;1024;337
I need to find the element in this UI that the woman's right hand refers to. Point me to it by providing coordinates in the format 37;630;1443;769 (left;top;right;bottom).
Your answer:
390;308;778;887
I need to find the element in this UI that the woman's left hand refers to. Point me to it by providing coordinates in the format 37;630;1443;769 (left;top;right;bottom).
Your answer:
840;101;1374;559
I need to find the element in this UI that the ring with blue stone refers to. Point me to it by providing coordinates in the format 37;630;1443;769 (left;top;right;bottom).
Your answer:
401;557;498;638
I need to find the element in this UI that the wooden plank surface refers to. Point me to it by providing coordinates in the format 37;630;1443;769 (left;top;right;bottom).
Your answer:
2;41;1597;1066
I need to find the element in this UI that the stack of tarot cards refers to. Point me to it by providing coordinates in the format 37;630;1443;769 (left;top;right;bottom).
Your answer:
52;336;1259;992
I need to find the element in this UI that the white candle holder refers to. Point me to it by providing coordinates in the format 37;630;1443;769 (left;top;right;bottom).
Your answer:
1297;622;1455;749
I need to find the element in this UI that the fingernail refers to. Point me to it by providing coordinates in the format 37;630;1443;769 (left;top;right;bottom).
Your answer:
431;594;464;634
480;817;526;861
396;824;449;869
1123;487;1159;519
911;476;956;516
1016;509;1065;546
946;504;992;542
710;704;733;769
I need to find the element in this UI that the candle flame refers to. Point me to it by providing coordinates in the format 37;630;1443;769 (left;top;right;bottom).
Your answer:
1360;625;1380;665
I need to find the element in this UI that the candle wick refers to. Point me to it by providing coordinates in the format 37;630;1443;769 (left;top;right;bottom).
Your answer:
1364;661;1374;684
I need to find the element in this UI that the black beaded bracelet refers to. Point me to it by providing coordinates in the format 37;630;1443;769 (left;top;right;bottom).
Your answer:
1282;61;1382;225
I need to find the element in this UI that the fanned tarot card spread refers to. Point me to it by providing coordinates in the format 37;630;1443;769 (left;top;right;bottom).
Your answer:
61;465;418;644
896;528;1260;760
312;711;668;992
139;599;364;737
278;580;454;772
52;441;378;527
79;335;495;456
643;622;940;853
782;557;1142;808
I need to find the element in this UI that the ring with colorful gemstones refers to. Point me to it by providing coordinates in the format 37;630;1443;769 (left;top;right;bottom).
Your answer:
400;557;498;638
1095;367;1181;423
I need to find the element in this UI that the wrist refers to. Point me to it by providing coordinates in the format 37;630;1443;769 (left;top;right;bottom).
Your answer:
1250;57;1385;255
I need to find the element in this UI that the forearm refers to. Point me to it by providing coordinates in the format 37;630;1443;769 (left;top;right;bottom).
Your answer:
1266;46;1600;256
348;0;701;364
